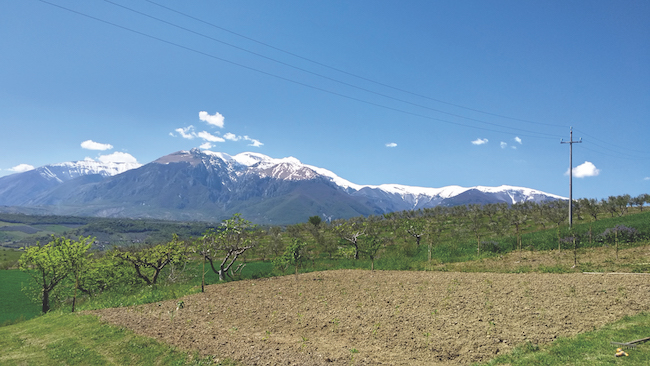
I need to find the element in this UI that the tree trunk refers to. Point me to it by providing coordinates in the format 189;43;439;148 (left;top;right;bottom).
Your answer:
42;288;50;313
72;276;78;313
201;256;205;293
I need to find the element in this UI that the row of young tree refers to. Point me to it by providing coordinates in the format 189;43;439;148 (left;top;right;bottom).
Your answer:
19;214;255;313
19;193;649;313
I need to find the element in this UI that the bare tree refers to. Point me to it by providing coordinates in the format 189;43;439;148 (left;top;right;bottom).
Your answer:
631;194;648;212
333;217;366;260
603;197;619;218
545;201;569;250
505;202;529;251
113;235;188;286
201;214;256;281
580;198;600;222
467;204;485;255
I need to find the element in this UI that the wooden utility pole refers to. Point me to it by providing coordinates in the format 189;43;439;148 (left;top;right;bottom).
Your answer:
561;127;581;228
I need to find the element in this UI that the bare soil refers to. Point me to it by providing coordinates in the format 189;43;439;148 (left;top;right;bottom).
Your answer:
435;244;650;273
92;268;650;365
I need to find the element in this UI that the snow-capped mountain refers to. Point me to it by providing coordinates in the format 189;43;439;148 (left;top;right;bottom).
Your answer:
0;149;565;224
0;158;141;207
38;159;142;183
184;149;564;207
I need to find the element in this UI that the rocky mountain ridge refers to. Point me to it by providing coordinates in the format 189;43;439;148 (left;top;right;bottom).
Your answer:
0;149;565;224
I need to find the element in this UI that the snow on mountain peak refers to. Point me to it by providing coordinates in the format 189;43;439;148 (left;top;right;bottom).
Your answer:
175;149;566;202
232;152;302;168
51;159;141;177
34;158;142;183
195;150;314;180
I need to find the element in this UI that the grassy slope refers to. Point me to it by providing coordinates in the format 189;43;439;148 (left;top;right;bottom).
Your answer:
477;312;650;366
0;270;40;324
0;248;22;269
0;311;230;366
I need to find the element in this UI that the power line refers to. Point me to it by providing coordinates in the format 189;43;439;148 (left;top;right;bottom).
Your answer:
144;0;567;129
100;0;562;138
574;128;650;158
38;0;561;140
580;145;650;161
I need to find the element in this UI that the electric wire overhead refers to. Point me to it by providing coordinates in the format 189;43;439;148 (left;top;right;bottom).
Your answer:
39;0;590;142
143;0;565;129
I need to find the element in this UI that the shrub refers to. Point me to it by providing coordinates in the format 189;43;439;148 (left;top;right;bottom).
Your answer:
481;241;502;253
599;225;639;244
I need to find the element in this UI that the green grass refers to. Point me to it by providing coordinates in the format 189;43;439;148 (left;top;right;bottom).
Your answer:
0;311;236;366
0;248;22;269
2;210;649;365
0;269;41;325
476;312;650;366
31;224;72;235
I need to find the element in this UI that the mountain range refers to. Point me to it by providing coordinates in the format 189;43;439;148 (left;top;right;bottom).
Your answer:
0;149;566;224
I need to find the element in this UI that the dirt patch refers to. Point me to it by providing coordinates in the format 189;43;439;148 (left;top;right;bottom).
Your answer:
436;245;650;273
91;269;650;365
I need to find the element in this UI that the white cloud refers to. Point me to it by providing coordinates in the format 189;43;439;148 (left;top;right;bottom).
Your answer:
173;121;262;147
97;152;139;164
81;140;113;151
197;131;225;142
471;138;488;145
644;177;650;181
224;132;241;141
565;161;600;178
199;111;225;128
514;136;522;144
244;136;263;147
386;142;397;148
175;126;196;139
500;142;507;149
9;163;35;172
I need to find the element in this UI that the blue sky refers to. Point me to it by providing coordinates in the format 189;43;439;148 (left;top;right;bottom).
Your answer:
1;0;649;201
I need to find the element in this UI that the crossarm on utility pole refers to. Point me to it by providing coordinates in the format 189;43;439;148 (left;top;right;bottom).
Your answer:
561;127;582;228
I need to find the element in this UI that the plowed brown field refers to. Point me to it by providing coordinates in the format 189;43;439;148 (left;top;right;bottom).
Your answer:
91;269;650;365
